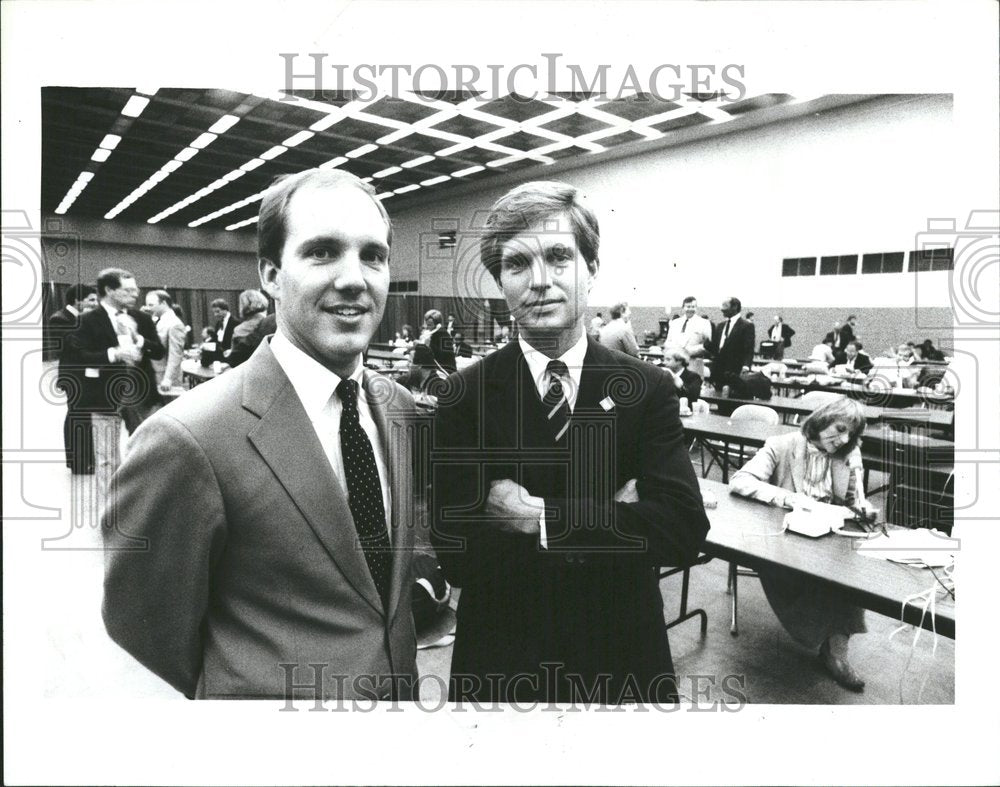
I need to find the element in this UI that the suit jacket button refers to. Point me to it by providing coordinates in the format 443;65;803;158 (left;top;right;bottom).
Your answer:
564;554;574;564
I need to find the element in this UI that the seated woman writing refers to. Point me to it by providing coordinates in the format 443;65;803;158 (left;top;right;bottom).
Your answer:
729;397;875;691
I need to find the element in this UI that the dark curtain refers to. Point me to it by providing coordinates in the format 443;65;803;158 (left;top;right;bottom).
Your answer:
375;294;508;344
43;283;500;359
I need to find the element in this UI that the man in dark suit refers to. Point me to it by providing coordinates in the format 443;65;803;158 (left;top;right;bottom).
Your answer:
765;315;795;360
66;269;164;495
211;298;239;351
707;296;755;389
101;169;419;700
430;181;710;704
824;319;853;364
451;330;473;358
662;345;702;404
423;308;457;374
841;340;873;375
50;284;98;473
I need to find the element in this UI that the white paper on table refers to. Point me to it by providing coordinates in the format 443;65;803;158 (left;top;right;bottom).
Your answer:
856;528;958;566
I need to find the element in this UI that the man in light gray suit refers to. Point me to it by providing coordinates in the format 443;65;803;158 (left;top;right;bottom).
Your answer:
597;300;640;357
102;169;420;700
666;295;712;377
144;289;186;393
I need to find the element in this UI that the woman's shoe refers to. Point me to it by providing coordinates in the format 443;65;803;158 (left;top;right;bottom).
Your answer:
820;640;865;692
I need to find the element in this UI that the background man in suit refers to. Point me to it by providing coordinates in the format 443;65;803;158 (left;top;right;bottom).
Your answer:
597;300;640;357
50;284;98;473
666;296;712;376
211;298;239;351
423;308;457;373
144;289;186;393
101;169;420;700
662;345;702;405
824;319;853;364
766;315;795;360
708;296;755;389
840;340;873;375
451;330;473;358
430;181;709;703
66;269;164;495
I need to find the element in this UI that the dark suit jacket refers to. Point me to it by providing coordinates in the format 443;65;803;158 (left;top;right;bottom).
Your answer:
674;368;703;403
215;314;240;351
50;307;82;396
226;313;277;368
428;328;457;374
824;325;853;351
774;323;795;348
847;351;873;374
430;338;710;703
102;340;420;699
708;316;755;383
66;306;165;413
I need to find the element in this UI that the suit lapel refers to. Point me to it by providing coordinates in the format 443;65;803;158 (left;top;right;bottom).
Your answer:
97;306;117;347
485;342;524;449
244;345;384;615
575;338;611;412
363;370;416;624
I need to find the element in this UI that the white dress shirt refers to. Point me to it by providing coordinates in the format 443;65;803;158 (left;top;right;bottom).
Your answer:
101;300;142;362
718;314;740;349
518;330;588;414
666;313;712;376
270;330;391;532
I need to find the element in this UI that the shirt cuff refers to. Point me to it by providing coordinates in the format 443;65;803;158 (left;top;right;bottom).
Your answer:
107;348;117;362
538;508;548;550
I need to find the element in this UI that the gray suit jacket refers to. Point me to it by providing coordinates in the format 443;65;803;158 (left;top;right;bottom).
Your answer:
598;318;640;357
102;339;421;699
152;309;186;388
730;432;865;507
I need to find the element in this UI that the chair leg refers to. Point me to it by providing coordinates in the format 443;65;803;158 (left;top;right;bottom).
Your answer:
662;565;709;637
729;562;739;637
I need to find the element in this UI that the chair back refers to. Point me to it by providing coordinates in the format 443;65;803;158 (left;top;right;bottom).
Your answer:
799;391;843;409
731;404;780;425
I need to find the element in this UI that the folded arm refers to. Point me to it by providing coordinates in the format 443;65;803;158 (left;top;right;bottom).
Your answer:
540;372;709;566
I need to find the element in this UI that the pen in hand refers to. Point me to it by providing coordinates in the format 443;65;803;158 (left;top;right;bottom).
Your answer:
847;504;886;536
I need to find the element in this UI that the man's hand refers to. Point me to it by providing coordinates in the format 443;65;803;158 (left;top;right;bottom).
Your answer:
614;478;639;504
115;346;143;364
484;479;543;535
158;382;174;394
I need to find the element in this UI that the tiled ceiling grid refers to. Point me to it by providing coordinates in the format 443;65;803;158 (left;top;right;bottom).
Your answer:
43;87;811;232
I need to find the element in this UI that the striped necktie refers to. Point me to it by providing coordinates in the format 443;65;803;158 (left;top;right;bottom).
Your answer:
542;359;571;444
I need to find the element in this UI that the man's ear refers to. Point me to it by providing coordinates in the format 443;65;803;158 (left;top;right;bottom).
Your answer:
586;261;598;294
259;257;280;301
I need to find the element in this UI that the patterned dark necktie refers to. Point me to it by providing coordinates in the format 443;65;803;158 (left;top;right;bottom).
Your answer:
681;317;690;333
542;359;571;443
337;378;391;608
